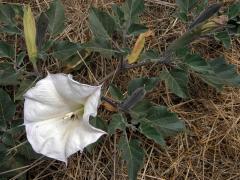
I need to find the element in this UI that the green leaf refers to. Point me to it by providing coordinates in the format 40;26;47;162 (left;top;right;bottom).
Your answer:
87;116;107;153
183;54;214;74
36;12;49;49
226;17;240;35
175;47;189;58
7;122;24;136
176;0;197;14
140;121;166;146
0;144;7;153
15;79;36;101
16;51;26;67
139;50;161;62
130;100;153;120
108;113;126;135
0;89;16;131
89;116;107;132
2;133;15;146
228;3;240;19
0;63;19;85
46;0;65;36
112;4;125;26
128;77;159;95
160;69;189;98
124;0;144;24
109;84;124;101
39;40;54;59
83;38;120;56
0;25;21;35
139;106;185;146
0;41;15;59
178;12;188;22
199;58;240;90
119;135;144;180
215;31;231;48
0;4;16;25
52;41;81;61
89;7;116;39
128;23;148;36
18;142;40;160
183;54;240;90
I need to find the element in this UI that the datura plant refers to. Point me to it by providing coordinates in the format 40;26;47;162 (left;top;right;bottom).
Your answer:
0;0;240;179
24;73;105;163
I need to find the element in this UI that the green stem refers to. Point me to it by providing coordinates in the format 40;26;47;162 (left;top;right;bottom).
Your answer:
32;61;40;77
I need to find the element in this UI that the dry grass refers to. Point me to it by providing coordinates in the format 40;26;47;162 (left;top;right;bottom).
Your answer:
2;0;240;179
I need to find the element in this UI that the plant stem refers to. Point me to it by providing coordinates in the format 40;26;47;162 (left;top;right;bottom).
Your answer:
32;62;41;77
99;16;227;84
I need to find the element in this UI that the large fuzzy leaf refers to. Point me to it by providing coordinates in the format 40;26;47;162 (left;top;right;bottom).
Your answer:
214;31;231;48
228;2;240;19
176;0;197;13
36;12;49;49
46;0;65;36
128;77;159;95
0;41;15;59
89;7;116;39
52;41;81;61
183;54;213;74
83;38;120;56
124;0;144;24
199;58;240;90
139;106;185;146
109;84;124;101
0;63;19;85
119;135;144;180
160;69;189;98
108;113;126;135
183;55;240;90
0;89;16;131
0;4;15;25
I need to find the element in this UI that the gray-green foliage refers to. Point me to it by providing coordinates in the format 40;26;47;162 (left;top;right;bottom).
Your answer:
160;69;189;98
123;0;144;26
83;38;120;57
228;2;240;19
182;54;240;90
0;0;240;179
46;0;65;36
106;80;185;179
0;89;16;131
89;7;116;39
215;31;231;48
109;84;124;101
0;41;15;59
119;135;144;180
52;41;81;61
0;63;19;85
138;105;185;146
108;113;126;135
128;77;159;95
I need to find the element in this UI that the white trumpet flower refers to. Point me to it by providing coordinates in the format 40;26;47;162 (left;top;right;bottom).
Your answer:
24;73;106;163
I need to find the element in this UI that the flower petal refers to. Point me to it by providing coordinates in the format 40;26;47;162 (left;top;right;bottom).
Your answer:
49;73;102;106
24;73;101;123
25;117;106;163
24;75;71;123
83;83;102;123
